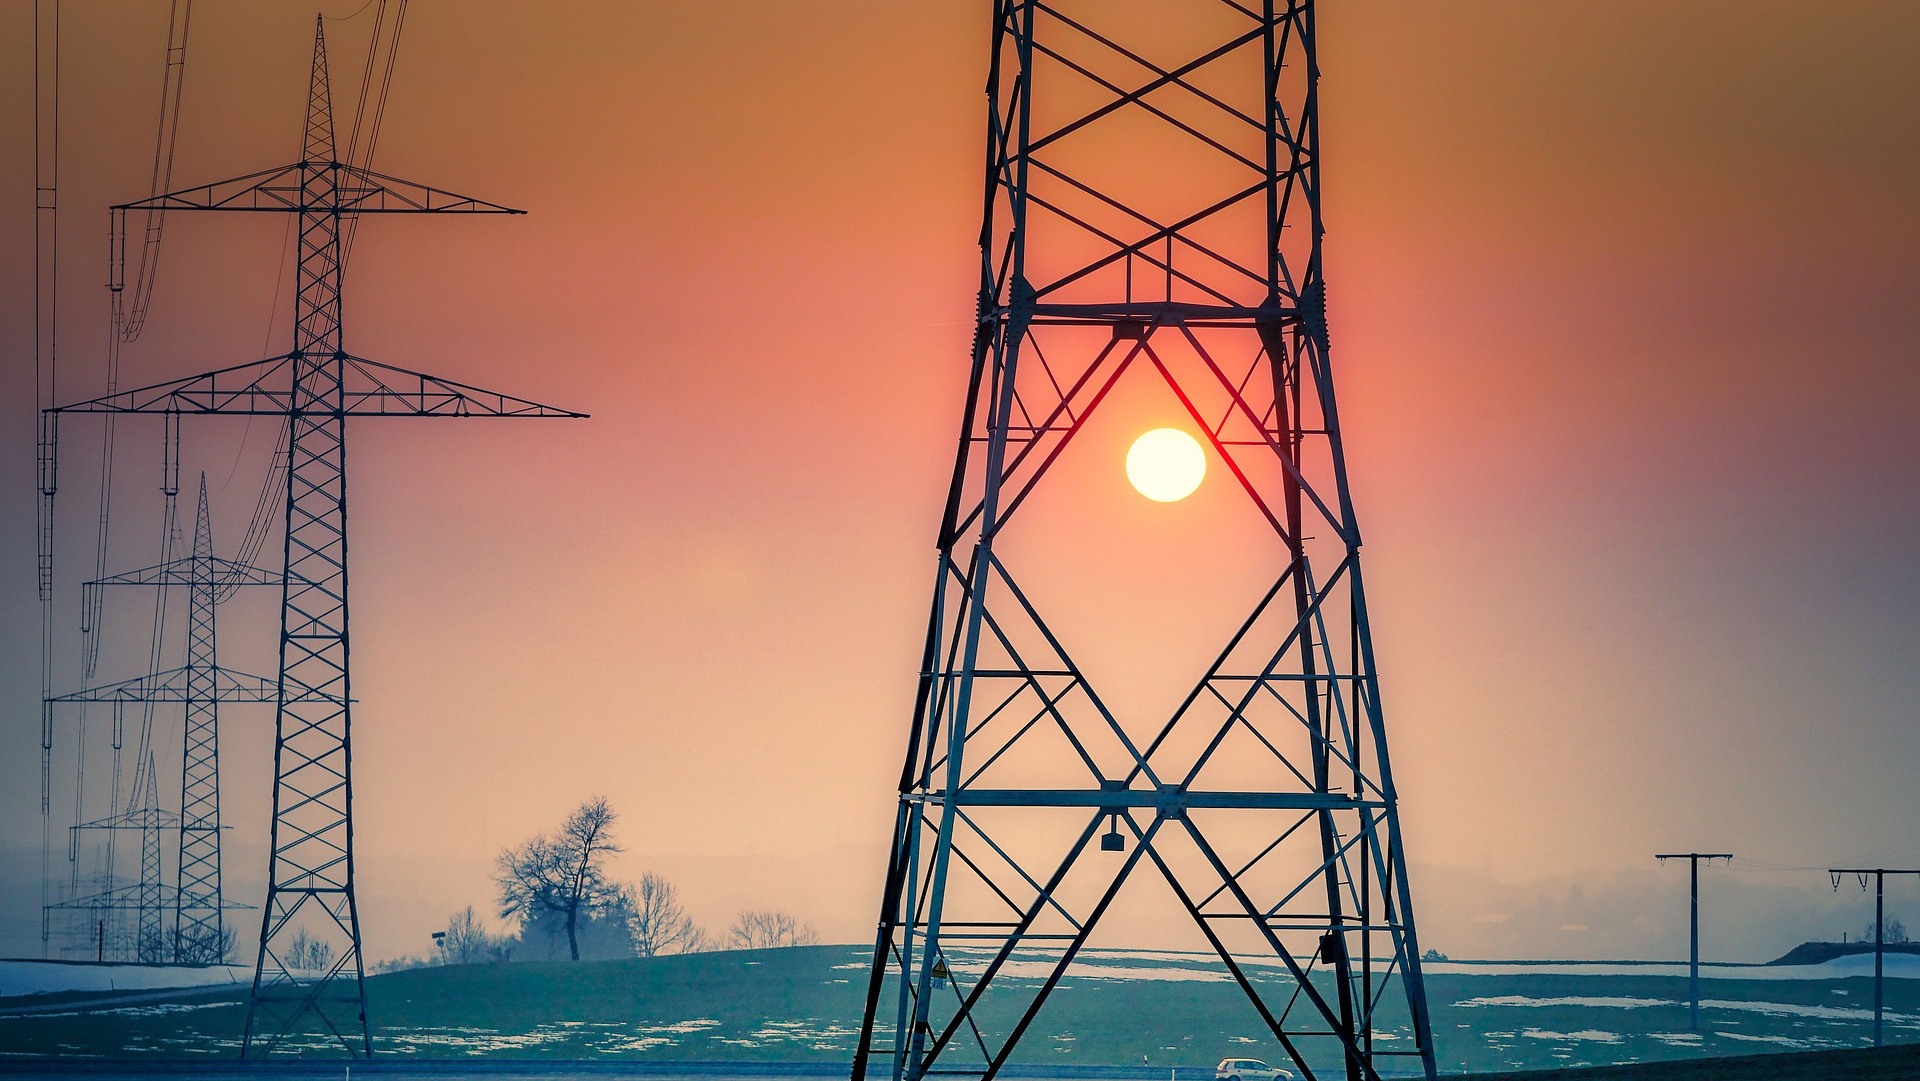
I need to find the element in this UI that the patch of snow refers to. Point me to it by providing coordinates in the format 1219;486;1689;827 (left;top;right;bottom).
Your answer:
7;1001;230;1019
649;1018;721;1034
1518;1029;1623;1044
1649;1032;1704;1047
1454;995;1672;1011
1700;998;1919;1024
0;961;250;999
1425;954;1920;981
597;1035;673;1052
1714;1031;1804;1046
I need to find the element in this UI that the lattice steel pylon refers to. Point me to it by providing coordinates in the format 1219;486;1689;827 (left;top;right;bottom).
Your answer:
46;18;583;1056
48;473;276;964
851;5;1436;1081
86;474;279;963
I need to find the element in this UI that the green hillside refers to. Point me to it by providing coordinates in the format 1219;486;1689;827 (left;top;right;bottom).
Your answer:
3;946;1918;1075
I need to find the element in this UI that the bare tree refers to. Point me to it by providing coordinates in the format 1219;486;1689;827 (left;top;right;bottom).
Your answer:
438;905;496;965
496;796;624;961
629;872;704;957
174;924;235;965
728;910;819;950
1864;917;1910;945
284;928;334;973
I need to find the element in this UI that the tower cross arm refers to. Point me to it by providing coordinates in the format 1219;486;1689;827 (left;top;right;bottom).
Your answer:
88;556;279;589
112;164;307;212
336;164;524;214
113;162;523;216
47;353;586;418
45;664;312;705
338;355;587;416
50;355;299;414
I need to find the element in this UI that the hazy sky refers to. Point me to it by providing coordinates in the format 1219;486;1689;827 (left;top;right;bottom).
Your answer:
4;1;1920;966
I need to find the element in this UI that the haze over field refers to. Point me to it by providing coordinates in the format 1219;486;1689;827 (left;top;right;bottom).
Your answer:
2;0;1919;969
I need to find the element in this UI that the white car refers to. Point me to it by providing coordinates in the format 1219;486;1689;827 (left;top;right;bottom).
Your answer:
1216;1058;1293;1081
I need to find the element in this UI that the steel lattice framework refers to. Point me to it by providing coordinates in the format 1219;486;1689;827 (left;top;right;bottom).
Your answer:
852;5;1435;1081
48;474;277;964
48;19;582;1056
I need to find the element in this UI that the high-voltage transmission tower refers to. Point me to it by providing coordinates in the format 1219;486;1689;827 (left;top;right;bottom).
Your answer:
46;18;582;1056
47;475;278;963
852;4;1435;1081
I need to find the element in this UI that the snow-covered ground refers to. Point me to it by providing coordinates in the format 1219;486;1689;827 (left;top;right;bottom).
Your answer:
13;949;1913;1000
0;961;250;1000
850;946;1920;985
1426;954;1920;982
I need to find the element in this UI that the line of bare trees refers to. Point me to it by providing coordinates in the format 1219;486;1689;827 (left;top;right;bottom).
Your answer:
406;796;818;967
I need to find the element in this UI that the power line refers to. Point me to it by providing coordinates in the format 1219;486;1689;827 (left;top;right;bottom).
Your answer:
118;0;194;344
33;0;63;961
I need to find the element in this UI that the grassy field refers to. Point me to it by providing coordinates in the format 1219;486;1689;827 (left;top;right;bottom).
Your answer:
2;946;1917;1076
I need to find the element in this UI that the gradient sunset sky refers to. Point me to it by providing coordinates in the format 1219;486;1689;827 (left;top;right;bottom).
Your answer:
3;1;1919;965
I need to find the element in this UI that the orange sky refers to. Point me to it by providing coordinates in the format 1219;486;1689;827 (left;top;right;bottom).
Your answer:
4;1;1920;965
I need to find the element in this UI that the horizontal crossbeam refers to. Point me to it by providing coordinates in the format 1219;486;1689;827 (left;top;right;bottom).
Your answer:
1025;301;1299;323
47;664;332;704
90;556;278;589
48;353;586;418
49;884;254;911
113;161;522;215
929;789;1382;811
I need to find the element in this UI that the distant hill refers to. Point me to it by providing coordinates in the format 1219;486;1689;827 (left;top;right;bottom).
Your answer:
1766;940;1920;966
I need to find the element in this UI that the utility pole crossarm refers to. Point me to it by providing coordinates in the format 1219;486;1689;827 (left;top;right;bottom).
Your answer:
46;664;291;705
112;162;523;215
1656;853;1732;861
47;353;585;418
87;555;278;589
46;883;174;911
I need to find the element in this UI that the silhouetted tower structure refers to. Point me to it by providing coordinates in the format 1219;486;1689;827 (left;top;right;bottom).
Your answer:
47;434;195;968
47;474;279;963
105;476;275;961
852;5;1435;1081
47;19;582;1055
1830;867;1920;1047
1655;852;1730;1031
174;475;237;962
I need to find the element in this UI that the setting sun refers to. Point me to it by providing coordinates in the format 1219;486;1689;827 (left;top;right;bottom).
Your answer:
1124;427;1206;502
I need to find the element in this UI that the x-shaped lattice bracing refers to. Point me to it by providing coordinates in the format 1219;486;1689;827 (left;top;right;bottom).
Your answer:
899;807;1393;1081
952;325;1343;548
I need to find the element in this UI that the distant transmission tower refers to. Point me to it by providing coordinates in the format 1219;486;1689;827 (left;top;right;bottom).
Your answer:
852;5;1436;1081
46;19;582;1056
48;474;277;963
